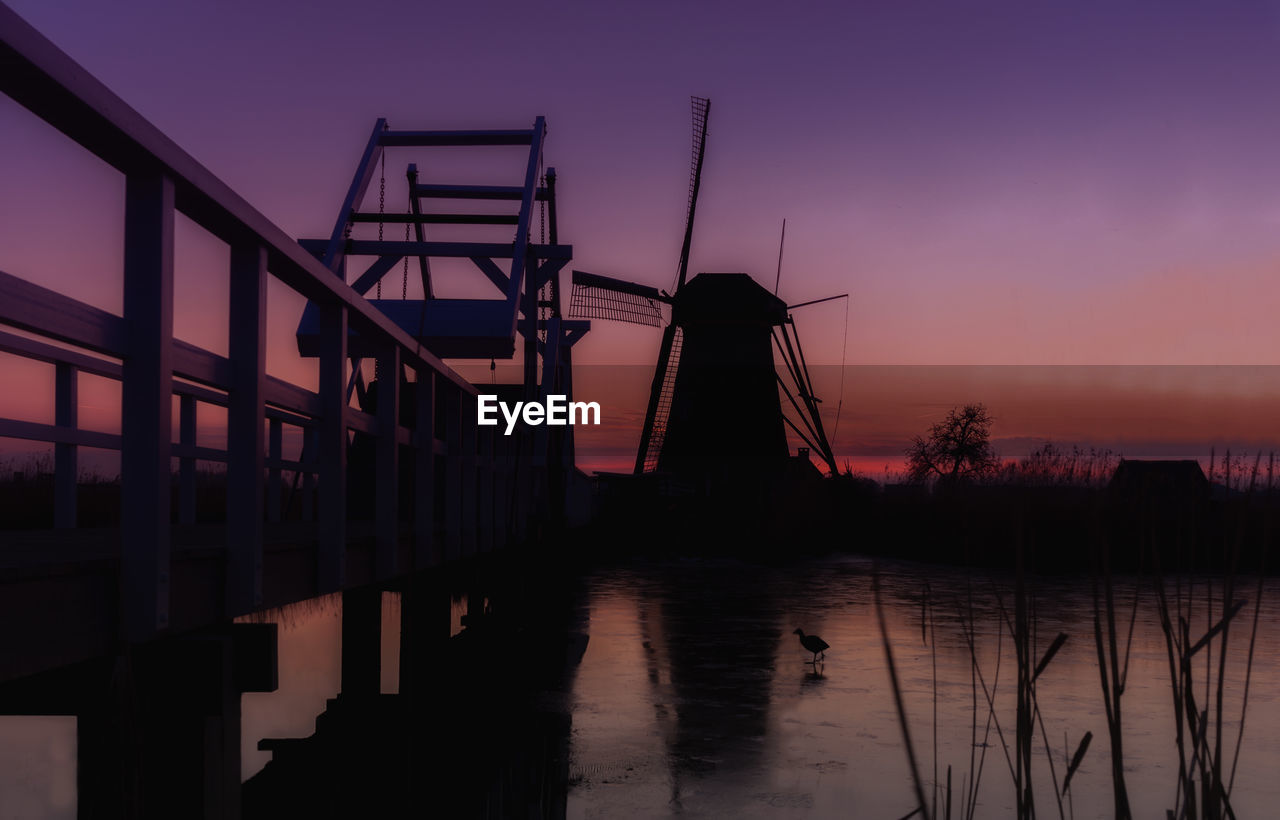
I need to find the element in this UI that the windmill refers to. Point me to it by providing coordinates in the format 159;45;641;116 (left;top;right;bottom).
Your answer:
570;98;840;486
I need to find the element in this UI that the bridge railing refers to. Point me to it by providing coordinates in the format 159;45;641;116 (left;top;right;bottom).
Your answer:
0;2;514;645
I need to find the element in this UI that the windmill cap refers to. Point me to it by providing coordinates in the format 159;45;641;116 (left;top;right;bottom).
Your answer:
674;273;788;324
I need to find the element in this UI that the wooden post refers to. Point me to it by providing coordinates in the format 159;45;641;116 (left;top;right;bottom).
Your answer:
121;171;174;640
318;302;348;592
522;248;538;400
53;362;77;528
267;418;282;524
178;394;196;525
375;346;400;579
461;394;477;557
444;387;461;563
301;426;315;523
478;426;494;553
413;371;435;568
398;574;450;700
341;587;380;697
494;429;511;550
227;243;266;615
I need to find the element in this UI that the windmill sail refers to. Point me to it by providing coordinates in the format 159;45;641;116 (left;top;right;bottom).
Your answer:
676;97;710;291
569;270;666;326
633;97;711;473
635;325;683;473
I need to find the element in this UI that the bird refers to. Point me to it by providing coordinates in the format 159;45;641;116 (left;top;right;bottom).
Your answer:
793;628;829;663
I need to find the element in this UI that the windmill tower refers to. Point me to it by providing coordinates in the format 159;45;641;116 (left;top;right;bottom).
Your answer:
570;98;838;489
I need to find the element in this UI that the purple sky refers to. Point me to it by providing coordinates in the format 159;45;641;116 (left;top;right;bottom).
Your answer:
8;0;1280;370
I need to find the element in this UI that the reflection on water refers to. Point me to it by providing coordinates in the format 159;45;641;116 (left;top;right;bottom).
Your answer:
239;594;342;781
239;590;469;780
568;557;1280;819
3;556;1279;817
0;715;75;819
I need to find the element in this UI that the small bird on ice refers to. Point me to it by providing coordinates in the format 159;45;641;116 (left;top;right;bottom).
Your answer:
793;628;829;663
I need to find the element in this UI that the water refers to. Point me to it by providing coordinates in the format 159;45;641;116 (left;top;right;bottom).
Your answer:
565;556;1280;819
5;555;1280;817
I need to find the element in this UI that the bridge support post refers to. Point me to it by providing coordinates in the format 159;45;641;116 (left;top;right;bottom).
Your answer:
227;243;267;615
54;362;78;528
413;372;436;568
318;302;348;592
120;172;174;640
77;624;276;820
178;394;196;524
461;395;477;557
444;388;462;562
301;426;316;523
398;573;451;700
376;346;400;579
267;418;282;524
478;426;494;553
341;587;381;697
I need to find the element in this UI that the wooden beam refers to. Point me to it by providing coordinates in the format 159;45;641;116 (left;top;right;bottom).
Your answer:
533;258;569;292
0;269;125;356
469;256;509;292
0;418;119;449
412;183;550;201
405;163;433;299
321;119;386;272
348;255;402;297
348;212;519;225
343;240;571;260
379;129;533;147
506;118;545;312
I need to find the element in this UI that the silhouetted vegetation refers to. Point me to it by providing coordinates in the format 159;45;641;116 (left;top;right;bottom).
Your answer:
874;450;1272;819
906;404;999;484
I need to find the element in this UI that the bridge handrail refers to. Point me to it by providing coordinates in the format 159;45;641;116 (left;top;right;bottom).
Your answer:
0;2;512;644
0;2;473;395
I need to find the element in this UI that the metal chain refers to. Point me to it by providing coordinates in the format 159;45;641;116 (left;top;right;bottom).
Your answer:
538;171;547;348
377;151;385;299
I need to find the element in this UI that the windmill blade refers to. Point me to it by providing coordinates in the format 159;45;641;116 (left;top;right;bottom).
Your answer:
569;270;668;326
675;97;711;292
635;323;683;474
774;321;839;476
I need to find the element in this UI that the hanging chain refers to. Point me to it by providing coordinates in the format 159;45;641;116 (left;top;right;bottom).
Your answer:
538;170;548;350
403;217;410;299
377;151;385;299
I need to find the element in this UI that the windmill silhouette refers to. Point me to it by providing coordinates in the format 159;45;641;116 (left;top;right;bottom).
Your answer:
570;98;839;488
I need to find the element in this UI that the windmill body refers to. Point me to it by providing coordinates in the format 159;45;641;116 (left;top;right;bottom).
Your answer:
658;273;790;488
570;96;840;498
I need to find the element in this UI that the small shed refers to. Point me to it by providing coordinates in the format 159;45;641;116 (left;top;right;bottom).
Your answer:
1108;459;1209;498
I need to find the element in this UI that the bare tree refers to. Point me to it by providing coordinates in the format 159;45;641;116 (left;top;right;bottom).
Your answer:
906;404;999;483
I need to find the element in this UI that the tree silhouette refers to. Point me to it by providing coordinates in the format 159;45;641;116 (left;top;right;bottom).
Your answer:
905;403;998;483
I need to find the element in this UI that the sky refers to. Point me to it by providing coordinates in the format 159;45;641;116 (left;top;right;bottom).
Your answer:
6;0;1280;470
